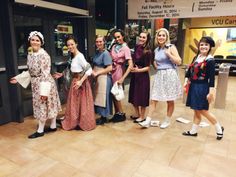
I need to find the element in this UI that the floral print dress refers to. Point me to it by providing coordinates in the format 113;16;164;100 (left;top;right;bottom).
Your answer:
27;48;61;120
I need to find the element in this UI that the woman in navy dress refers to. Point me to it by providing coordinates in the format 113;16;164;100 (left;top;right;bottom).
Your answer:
92;35;113;125
128;31;152;123
183;36;224;140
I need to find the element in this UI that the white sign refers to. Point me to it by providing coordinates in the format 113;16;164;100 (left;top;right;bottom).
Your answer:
128;0;236;19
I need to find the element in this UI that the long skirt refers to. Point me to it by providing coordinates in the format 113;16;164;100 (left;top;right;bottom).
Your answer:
151;68;182;101
62;78;96;131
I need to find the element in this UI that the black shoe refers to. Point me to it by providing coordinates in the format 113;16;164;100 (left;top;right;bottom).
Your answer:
56;119;62;126
111;113;126;123
130;116;139;120
96;117;107;125
28;132;44;139
216;126;224;140
182;131;198;137
133;118;146;123
44;127;57;133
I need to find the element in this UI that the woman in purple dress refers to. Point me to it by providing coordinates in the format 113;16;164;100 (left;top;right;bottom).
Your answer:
128;31;152;123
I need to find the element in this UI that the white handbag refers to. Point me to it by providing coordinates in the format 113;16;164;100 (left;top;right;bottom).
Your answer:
111;82;125;101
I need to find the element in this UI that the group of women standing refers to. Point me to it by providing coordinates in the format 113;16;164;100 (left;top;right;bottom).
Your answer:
10;28;224;140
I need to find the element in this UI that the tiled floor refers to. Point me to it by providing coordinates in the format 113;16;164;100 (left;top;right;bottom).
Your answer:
0;69;235;177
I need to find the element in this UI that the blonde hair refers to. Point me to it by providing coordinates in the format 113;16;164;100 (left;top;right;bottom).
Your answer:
155;28;170;47
95;34;106;42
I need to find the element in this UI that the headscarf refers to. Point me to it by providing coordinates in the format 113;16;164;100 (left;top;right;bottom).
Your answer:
28;31;44;45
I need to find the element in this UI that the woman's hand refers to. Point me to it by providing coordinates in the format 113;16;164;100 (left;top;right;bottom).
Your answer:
73;80;82;89
207;93;214;104
130;65;139;73
10;77;18;84
207;88;216;104
153;62;158;70
53;72;63;79
183;78;189;93
117;78;124;85
92;70;98;77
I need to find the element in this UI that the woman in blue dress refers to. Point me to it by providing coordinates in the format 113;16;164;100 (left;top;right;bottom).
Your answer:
182;36;224;140
92;35;113;125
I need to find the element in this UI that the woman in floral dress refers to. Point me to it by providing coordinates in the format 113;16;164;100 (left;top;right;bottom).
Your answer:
10;31;61;139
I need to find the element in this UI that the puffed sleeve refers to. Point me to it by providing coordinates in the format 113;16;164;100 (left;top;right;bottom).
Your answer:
15;70;31;88
124;46;132;60
80;54;92;76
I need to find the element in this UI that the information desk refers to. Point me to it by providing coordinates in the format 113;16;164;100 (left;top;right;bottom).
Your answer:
214;58;236;76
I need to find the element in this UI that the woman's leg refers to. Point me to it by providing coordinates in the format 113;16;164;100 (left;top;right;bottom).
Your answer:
160;101;174;129
200;110;217;124
147;100;158;118
167;101;174;117
140;106;146;120
132;105;140;117
200;110;223;140
28;119;46;139
37;119;46;133
111;99;126;122
133;106;146;123
183;110;201;136
50;117;57;129
139;100;157;127
113;97;123;113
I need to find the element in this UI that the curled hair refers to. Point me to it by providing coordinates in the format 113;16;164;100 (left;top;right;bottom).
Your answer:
65;35;78;58
112;29;127;42
65;35;78;45
155;28;170;47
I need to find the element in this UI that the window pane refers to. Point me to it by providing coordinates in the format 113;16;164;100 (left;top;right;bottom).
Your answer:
14;15;42;66
54;21;73;58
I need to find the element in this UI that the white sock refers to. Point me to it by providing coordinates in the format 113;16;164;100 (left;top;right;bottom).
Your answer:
37;119;46;133
215;122;222;134
50;117;57;129
146;116;152;122
165;116;171;122
190;124;199;134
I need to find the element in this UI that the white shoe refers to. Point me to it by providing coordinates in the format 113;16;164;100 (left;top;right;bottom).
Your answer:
139;117;151;128
150;120;160;127
160;120;170;129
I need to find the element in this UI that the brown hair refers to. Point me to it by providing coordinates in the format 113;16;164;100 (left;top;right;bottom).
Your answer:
140;31;152;54
65;35;78;58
